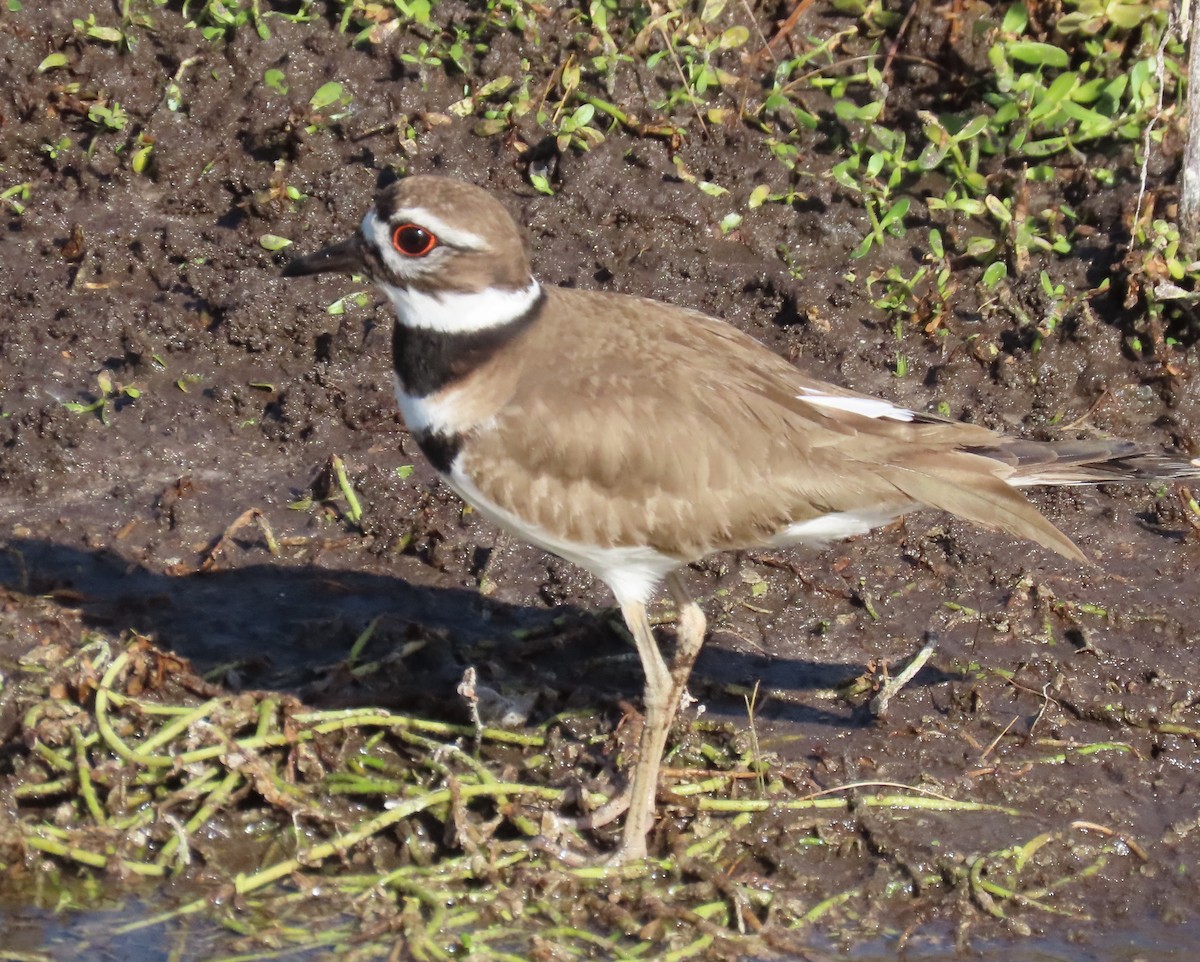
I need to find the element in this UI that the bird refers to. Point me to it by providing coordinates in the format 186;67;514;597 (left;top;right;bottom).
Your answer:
283;174;1200;862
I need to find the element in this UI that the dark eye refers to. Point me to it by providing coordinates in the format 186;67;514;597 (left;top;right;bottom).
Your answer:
391;223;437;257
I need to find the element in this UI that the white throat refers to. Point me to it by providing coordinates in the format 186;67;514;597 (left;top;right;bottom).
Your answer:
381;280;542;334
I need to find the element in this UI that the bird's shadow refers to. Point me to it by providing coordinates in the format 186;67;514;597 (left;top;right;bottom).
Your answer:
0;538;955;731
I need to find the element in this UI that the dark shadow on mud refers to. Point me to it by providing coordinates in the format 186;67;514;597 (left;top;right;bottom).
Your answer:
0;538;954;729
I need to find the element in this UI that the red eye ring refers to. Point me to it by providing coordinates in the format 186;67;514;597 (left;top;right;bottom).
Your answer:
391;223;437;257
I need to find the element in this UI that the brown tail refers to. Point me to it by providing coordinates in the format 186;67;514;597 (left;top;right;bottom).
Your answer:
968;439;1200;487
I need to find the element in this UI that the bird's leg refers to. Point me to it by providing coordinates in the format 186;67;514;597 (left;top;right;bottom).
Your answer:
665;572;707;695
606;573;708;862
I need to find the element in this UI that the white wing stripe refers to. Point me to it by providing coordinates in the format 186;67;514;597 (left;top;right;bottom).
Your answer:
796;388;915;422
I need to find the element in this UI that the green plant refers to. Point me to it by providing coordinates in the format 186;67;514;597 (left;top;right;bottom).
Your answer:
0;182;31;215
63;373;142;426
72;13;132;48
537;60;606;152
87;100;128;132
181;0;273;41
1123;216;1200;326
303;81;354;133
40;137;71;162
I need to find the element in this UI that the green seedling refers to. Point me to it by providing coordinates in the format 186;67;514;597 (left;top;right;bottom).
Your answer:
917;113;990;193
555;103;605;151
63;372;142;425
719;212;742;235
448;75;513;121
263;68;288;94
1;181;32;215
305;82;354;133
72;14;127;46
866;265;930;321
130;133;154;174
584;0;629;93
259;234;292;252
87;101;128;133
1123;217;1200;321
338;0;431;40
37;53;70;72
748;183;799;209
398;40;444;67
330;455;363;527
326;291;369;315
644;4;749;112
181;0;272;41
853;196;910;259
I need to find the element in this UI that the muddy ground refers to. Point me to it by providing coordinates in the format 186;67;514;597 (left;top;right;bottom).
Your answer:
1;1;1199;960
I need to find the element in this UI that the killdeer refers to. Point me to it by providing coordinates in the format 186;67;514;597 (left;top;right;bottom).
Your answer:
283;174;1200;862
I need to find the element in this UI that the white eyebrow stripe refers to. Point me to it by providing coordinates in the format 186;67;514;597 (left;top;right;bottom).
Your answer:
391;207;489;251
796;388;915;422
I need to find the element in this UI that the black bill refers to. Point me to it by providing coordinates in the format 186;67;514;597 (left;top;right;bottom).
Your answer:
281;235;366;277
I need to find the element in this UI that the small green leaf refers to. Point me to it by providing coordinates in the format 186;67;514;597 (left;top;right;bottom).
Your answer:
476;75;512;98
879;196;910;233
1005;41;1069;69
86;25;125;43
37;53;69;72
851;234;875;259
984;194;1011;224
748;184;771;209
309;81;345;111
259;234;293;251
131;144;153;174
1023;136;1068;157
982;261;1008;288
395;464;415;479
954;114;990;141
1001;2;1028;34
474;117;509;137
917;141;948;171
264;68;288;94
964;236;998;258
719;212;742;234
1028;70;1077;122
561;61;581;96
717;25;749;50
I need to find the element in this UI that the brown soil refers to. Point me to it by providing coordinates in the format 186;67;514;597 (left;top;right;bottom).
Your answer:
1;2;1199;960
